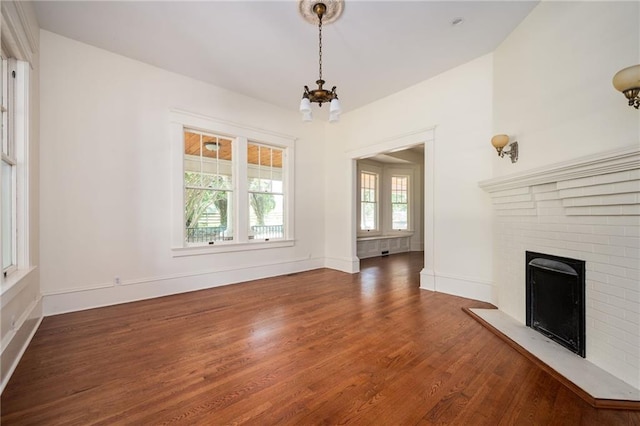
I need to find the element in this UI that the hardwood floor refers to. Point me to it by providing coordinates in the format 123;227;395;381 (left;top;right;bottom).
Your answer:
2;252;639;425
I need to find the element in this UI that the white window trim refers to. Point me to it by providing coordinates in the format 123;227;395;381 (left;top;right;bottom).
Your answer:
1;59;30;285
357;163;381;237
387;169;413;234
169;109;295;256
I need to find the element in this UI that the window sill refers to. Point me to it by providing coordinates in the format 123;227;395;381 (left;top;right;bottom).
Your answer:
1;266;38;305
357;232;414;241
171;239;295;257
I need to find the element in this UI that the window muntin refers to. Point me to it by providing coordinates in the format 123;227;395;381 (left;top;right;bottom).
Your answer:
184;130;234;244
360;171;378;231
248;143;284;240
391;175;409;230
1;55;16;274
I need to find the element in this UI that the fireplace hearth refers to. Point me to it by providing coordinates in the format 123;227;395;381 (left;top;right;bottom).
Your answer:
526;251;586;357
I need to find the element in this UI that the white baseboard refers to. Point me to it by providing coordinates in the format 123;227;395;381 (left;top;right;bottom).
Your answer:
1;297;43;394
324;256;360;273
43;257;324;316
420;270;496;304
420;268;435;291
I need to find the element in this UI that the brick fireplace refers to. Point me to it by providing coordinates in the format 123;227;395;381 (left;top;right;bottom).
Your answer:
479;146;639;391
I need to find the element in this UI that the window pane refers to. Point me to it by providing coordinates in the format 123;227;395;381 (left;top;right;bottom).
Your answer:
249;193;284;239
248;142;284;240
391;176;409;230
2;160;13;269
360;171;378;230
184;130;234;243
184;188;233;243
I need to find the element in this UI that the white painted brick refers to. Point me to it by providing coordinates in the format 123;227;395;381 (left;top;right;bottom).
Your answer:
569;216;609;225
621;205;640;215
558;171;632;189
626;268;639;281
580;252;611;264
496;209;537;216
493;187;531;198
609;275;639;291
495;201;536;210
589;337;627;363
534;191;560;201
563;193;639;207
610;236;640;249
587;270;610;284
587;289;609;303
608;216;640;226
538;223;568;232
626;289;640;303
532;183;558;193
592;317;627;340
588;237;617;249
537;200;564;209
625;310;640;325
613;179;640;194
493;194;533;204
565;241;593;253
608;294;640;314
609;255;639;270
592;280;626;298
626;227;640;238
607;334;640;358
557;176;597;189
589;300;625;319
592;262;631;278
593;225;626;236
608;315;639;335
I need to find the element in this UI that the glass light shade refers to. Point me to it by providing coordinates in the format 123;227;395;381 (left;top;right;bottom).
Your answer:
299;96;311;113
204;142;219;151
491;134;509;149
329;112;339;123
329;98;342;114
612;64;640;92
302;111;313;122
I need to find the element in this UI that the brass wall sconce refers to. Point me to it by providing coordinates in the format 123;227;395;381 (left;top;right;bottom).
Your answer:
491;134;518;163
612;64;640;109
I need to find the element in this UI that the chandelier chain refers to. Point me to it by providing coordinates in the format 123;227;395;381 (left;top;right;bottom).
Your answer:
318;12;323;81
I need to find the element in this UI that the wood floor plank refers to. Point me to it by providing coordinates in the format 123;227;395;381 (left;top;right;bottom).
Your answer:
2;252;639;425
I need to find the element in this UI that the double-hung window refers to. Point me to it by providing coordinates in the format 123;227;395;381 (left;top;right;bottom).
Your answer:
248;143;284;240
1;55;16;276
360;171;378;231
171;110;294;255
391;175;409;230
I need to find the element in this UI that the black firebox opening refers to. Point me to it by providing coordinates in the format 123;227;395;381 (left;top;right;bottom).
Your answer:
526;251;586;358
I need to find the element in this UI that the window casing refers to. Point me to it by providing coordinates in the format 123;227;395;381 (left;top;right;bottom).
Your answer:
1;56;16;276
171;110;294;255
359;171;379;232
1;55;29;280
391;175;409;231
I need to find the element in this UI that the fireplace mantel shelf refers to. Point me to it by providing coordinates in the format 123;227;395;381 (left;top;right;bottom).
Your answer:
479;145;639;193
467;308;640;408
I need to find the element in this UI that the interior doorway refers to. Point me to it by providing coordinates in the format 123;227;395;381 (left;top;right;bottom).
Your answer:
345;127;435;285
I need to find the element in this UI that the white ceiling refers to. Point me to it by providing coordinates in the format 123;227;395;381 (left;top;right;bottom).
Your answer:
33;1;538;113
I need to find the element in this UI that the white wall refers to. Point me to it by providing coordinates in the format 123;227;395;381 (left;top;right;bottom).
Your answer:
39;31;327;315
325;54;495;303
489;1;640;389
493;1;640;176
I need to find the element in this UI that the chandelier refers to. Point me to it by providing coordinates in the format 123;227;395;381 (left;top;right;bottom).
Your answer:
298;1;344;122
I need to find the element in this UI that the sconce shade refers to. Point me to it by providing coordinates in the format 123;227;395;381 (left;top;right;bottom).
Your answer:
491;134;509;149
302;111;313;122
612;65;640;92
